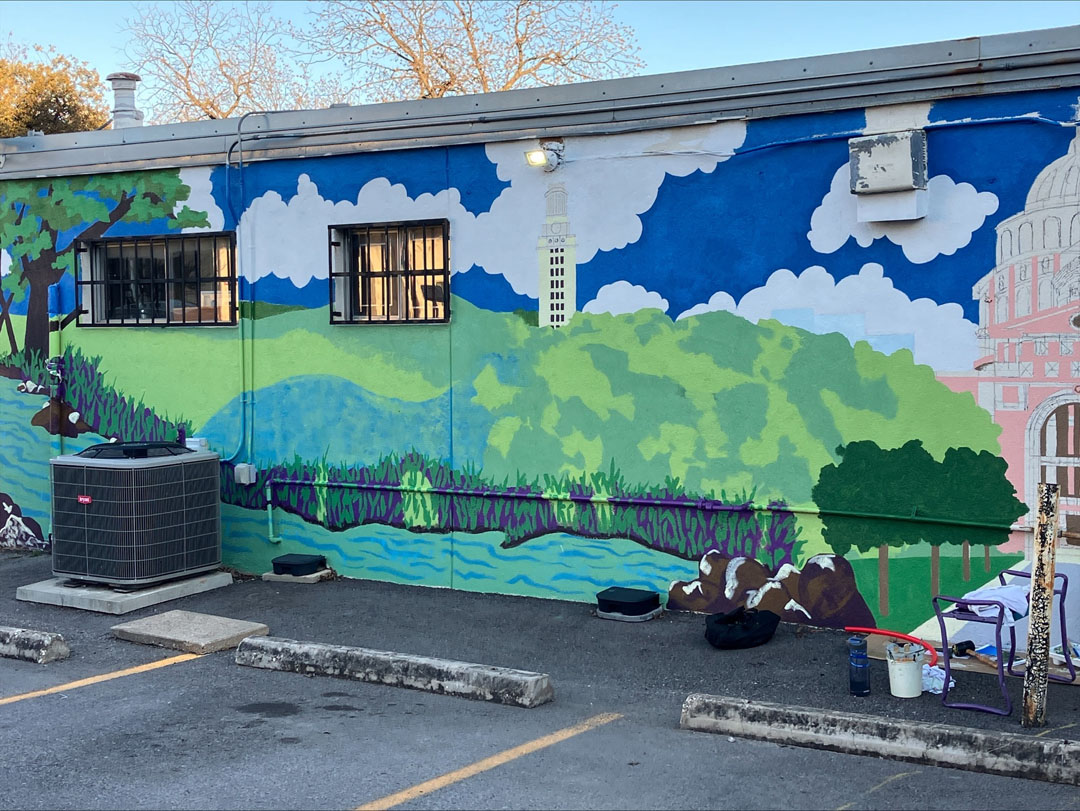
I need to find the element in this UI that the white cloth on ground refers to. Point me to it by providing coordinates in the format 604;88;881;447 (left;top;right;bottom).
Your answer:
958;584;1030;626
921;664;954;695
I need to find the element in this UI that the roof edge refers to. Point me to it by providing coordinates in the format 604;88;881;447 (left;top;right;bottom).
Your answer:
2;24;1079;179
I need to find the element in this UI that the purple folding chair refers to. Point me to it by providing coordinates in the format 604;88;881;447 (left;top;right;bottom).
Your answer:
933;594;1013;715
933;569;1076;716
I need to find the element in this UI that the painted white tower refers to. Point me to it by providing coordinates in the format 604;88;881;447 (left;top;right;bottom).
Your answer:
538;183;577;328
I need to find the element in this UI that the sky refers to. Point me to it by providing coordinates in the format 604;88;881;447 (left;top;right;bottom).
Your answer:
2;0;1079;88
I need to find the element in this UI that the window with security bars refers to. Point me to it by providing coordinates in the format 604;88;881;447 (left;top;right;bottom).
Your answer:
77;233;236;326
329;220;449;324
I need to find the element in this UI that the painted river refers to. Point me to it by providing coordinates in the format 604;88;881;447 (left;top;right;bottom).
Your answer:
2;381;698;604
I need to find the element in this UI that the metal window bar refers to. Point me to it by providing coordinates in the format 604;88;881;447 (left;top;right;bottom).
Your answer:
77;232;237;327
329;219;449;325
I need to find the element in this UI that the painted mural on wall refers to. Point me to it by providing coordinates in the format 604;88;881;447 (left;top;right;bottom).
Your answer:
3;86;1078;633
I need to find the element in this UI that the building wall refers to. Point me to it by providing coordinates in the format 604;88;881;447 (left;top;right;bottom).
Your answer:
3;85;1080;635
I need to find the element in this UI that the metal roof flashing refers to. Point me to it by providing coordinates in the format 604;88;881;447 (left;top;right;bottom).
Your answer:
1;24;1078;179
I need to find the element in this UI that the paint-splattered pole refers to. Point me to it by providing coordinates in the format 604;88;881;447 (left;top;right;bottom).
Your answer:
1022;482;1059;728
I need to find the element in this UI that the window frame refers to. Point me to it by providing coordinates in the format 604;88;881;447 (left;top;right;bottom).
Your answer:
328;218;451;326
76;231;238;328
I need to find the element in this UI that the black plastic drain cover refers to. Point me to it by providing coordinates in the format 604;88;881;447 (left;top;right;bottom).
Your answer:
271;554;327;576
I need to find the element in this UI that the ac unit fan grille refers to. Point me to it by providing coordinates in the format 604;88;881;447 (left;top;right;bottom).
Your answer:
51;456;221;585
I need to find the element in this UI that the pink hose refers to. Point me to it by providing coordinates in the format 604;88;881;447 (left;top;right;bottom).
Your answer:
844;626;939;667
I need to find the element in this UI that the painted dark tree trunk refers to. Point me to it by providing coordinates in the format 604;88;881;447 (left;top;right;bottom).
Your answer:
0;293;18;355
24;265;59;360
930;544;940;597
985;544;992;572
962;539;971;581
878;544;889;617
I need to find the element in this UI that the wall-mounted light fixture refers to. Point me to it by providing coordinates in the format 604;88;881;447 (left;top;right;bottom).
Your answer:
524;148;549;167
524;139;564;172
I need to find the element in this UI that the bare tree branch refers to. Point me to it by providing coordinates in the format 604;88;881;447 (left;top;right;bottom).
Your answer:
122;0;346;123
299;0;644;103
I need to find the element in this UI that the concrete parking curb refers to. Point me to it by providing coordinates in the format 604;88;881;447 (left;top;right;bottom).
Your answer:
0;625;70;664
680;694;1080;786
235;636;555;708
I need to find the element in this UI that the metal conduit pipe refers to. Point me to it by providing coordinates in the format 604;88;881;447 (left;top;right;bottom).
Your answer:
218;110;276;465
261;477;1018;541
222;112;1075;178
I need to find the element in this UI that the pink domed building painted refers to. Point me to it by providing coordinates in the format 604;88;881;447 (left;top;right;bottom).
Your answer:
941;132;1080;558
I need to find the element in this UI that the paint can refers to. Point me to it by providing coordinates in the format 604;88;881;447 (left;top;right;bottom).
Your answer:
885;641;925;698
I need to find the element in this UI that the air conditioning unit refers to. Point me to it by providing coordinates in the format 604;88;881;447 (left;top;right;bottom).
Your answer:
50;441;221;587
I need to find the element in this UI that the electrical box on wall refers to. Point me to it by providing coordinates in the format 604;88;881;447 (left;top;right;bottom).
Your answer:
849;130;928;223
234;463;257;485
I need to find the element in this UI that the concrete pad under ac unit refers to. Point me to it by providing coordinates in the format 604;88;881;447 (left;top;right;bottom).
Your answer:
111;610;269;654
15;572;233;615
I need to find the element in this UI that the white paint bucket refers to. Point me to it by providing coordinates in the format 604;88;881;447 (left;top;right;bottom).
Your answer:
885;641;925;698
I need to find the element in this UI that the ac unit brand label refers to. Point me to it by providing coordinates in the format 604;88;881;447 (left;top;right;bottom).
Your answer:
77;495;92;505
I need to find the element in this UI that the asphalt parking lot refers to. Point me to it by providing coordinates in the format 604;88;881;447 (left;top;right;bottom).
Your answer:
1;550;1078;811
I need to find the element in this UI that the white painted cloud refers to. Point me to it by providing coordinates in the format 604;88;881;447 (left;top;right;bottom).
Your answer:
176;167;225;232
807;163;998;264
676;290;736;320
238;175;470;285
677;263;978;372
583;281;669;315
468;122;746;297
237;121;747;296
0;249;10;278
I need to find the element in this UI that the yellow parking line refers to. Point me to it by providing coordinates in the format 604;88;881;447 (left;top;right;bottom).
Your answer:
356;712;623;811
835;770;919;811
1032;722;1077;738
0;653;202;706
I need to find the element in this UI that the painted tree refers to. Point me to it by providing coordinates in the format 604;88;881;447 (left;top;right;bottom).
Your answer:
0;172;208;360
813;440;933;617
812;439;1025;617
0;272;19;356
936;446;1027;582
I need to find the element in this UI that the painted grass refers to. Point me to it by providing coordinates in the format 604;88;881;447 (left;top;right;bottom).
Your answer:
2;345;191;443
238;301;310;320
43;309;448;429
849;551;1025;633
221;452;806;568
60;347;191;441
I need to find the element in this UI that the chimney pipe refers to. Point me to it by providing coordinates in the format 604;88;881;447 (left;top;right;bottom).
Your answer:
106;72;144;128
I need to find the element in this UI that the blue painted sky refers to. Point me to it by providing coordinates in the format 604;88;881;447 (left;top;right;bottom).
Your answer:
6;4;1079;327
535;89;1076;322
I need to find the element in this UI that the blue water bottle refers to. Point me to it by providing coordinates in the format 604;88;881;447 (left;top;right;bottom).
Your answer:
848;635;870;696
